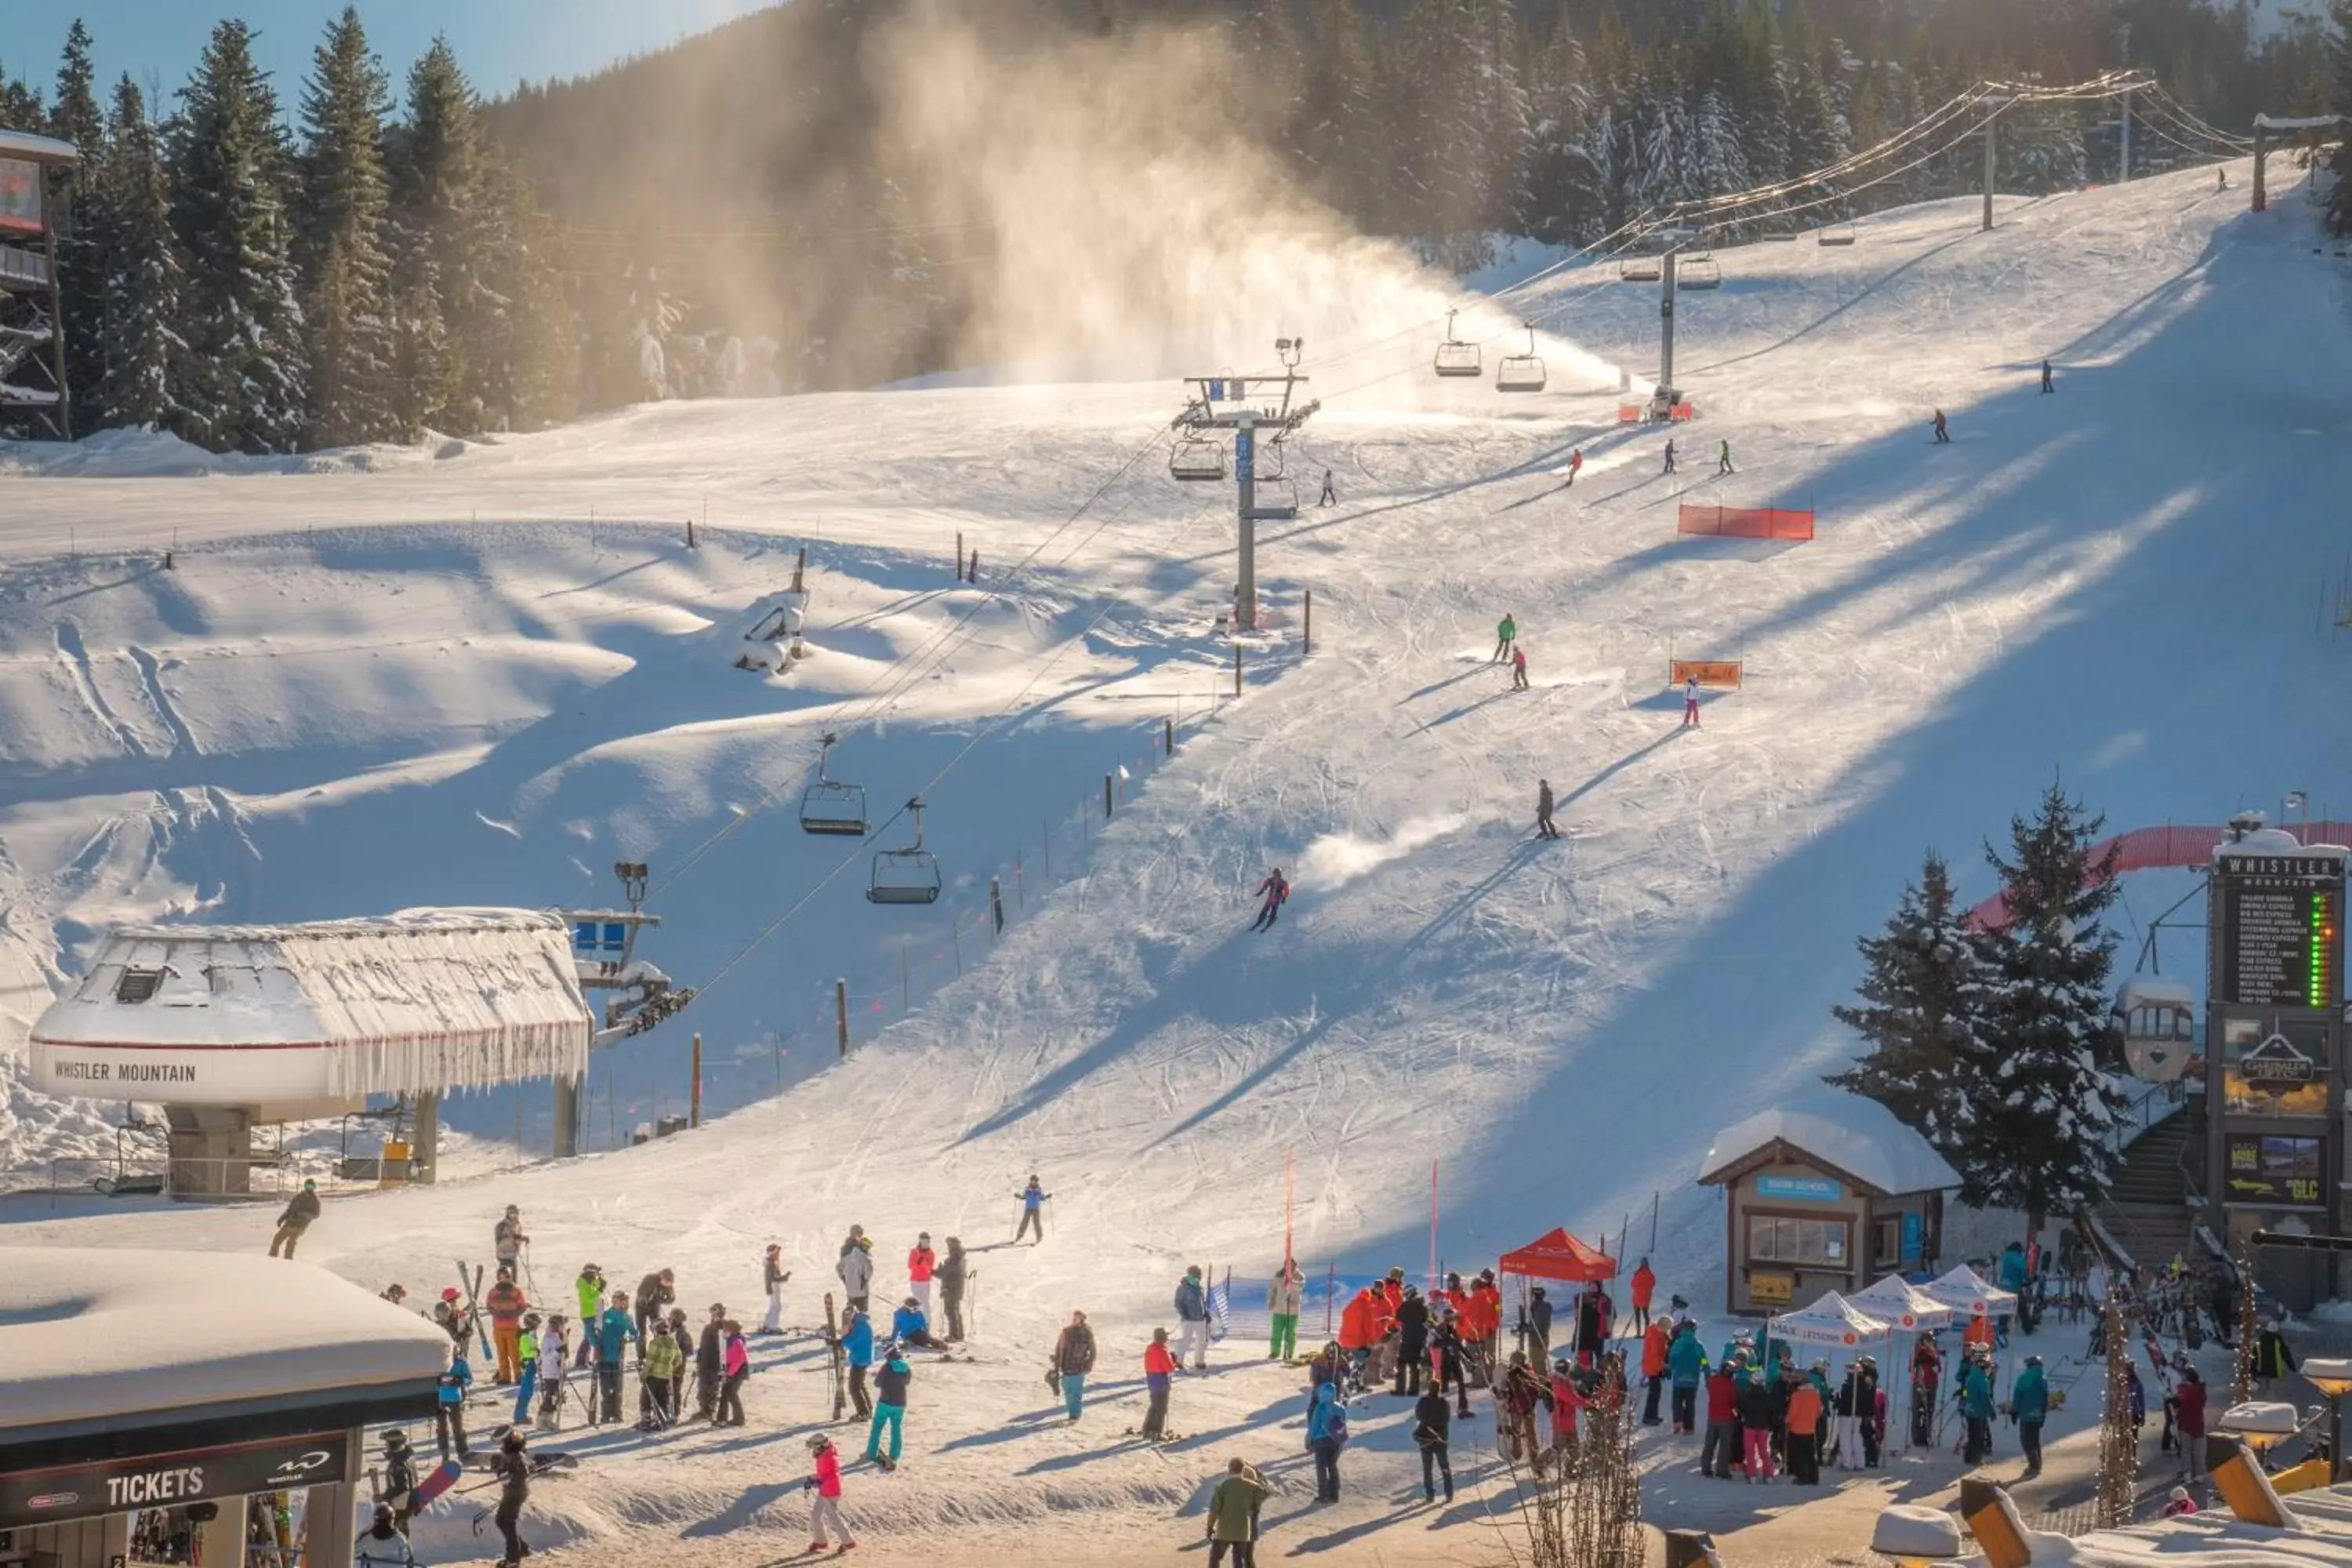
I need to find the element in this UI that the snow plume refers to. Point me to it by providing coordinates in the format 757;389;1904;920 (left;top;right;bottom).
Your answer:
866;4;1617;390
1297;814;1466;893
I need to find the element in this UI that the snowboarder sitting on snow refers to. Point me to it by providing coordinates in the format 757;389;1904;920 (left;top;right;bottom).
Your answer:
892;1296;948;1351
268;1178;321;1258
1493;613;1517;663
1932;408;1951;443
1251;869;1290;932
1511;646;1530;691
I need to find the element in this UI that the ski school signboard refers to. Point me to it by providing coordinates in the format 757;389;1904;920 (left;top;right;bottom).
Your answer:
0;1432;348;1530
1755;1174;1842;1203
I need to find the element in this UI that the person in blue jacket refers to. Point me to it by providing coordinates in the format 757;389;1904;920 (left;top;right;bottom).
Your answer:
1997;1242;2030;1344
434;1345;472;1461
1306;1380;1345;1503
592;1293;637;1425
2009;1354;2049;1479
891;1296;946;1351
844;1308;877;1419
1666;1321;1708;1432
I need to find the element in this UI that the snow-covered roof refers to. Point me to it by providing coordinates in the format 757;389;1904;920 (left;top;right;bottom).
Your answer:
0;1247;448;1432
29;908;592;1102
1698;1091;1962;1196
0;128;77;165
2117;975;2194;1011
2214;828;2350;863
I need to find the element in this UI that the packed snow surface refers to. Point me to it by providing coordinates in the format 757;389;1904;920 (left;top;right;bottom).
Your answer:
1;162;2348;1563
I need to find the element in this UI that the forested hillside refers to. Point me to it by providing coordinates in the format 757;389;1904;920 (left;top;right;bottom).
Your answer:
0;0;2331;451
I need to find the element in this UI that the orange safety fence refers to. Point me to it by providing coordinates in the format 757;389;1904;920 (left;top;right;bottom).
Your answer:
1670;659;1743;691
1677;504;1814;542
1966;822;2352;929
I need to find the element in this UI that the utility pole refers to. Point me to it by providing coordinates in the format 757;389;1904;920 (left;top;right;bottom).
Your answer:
1982;97;2008;232
1175;339;1321;633
1657;249;1680;407
2119;25;2133;183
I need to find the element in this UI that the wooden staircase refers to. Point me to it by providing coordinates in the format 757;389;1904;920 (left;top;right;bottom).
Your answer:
2094;1096;2203;1272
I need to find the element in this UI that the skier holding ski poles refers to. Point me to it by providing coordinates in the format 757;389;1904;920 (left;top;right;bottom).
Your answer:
1250;869;1290;932
1014;1178;1050;1244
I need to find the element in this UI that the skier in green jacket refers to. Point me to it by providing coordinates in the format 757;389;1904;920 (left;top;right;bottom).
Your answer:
1493;614;1517;664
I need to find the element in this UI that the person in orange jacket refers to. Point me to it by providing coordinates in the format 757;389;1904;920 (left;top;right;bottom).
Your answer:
1142;1328;1179;1440
1629;1259;1656;1334
1370;1269;1405;1385
1549;1358;1587;1464
1785;1375;1824;1486
1338;1287;1380;1390
1640;1318;1671;1427
1465;1272;1504;1386
1963;1312;1995;1355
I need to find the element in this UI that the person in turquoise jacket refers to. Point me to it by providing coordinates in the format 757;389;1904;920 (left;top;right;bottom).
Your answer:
1668;1323;1708;1387
592;1300;637;1425
2009;1354;2049;1479
1960;1355;1994;1465
1307;1380;1345;1502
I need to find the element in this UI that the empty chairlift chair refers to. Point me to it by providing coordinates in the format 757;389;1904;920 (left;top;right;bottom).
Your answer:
1170;435;1227;483
1432;309;1483;378
1619;252;1664;283
1817;217;1857;247
1495;325;1547;394
1679;252;1722;290
869;798;943;906
799;732;869;837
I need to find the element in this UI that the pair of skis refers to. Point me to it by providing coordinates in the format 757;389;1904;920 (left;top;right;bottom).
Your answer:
826;1292;848;1422
453;1257;493;1361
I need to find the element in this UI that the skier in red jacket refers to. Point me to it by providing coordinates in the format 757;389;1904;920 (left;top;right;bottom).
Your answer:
1250;869;1290;933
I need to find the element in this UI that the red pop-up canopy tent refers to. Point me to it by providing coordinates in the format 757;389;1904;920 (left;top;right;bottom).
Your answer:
1497;1227;1617;1283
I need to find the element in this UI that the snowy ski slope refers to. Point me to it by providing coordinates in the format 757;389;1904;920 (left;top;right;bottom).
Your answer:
4;161;2350;1562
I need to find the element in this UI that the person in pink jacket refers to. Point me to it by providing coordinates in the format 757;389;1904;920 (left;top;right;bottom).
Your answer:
715;1320;750;1427
804;1433;855;1552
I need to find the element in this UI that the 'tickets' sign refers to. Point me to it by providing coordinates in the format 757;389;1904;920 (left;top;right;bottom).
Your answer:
0;1432;348;1530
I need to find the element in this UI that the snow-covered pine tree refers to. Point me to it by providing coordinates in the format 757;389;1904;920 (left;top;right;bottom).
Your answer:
169;19;308;454
1518;9;1600;244
1824;851;1989;1154
1969;779;2130;1245
387;37;488;434
1293;0;1388;227
479;156;575;430
49;20;109;437
2328;0;2352;234
1692;87;1751;199
97;76;189;434
296;5;398;449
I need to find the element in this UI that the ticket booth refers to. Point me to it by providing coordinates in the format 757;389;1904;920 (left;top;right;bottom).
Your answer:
0;1247;447;1567
1699;1094;1962;1317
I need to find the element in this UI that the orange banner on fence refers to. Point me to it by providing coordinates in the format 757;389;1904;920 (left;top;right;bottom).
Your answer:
1618;405;1642;423
1671;659;1743;691
1677;504;1813;541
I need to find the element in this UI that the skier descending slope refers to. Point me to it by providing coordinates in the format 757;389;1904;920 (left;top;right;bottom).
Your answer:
1932;409;1951;443
1250;869;1290;932
1014;1177;1050;1244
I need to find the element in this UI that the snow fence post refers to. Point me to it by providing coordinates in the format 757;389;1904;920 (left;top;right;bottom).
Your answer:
690;1033;702;1129
990;877;1004;936
835;980;849;1058
956;531;964;581
1233;642;1243;699
1304;588;1312;656
1164;717;1174;756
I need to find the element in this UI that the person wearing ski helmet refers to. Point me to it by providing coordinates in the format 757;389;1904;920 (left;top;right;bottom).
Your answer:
804;1433;854;1552
762;1243;790;1335
488;1429;531;1566
376;1428;419;1536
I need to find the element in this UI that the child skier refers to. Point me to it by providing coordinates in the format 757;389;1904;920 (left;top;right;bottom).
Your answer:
1681;673;1702;729
1250;868;1290;932
1014;1176;1050;1244
536;1315;568;1431
804;1434;855;1553
1511;647;1530;691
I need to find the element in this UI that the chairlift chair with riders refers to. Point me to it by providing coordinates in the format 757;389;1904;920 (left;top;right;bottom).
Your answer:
868;797;944;906
1494;324;1547;394
1433;309;1483;378
1170;434;1227;483
799;732;869;837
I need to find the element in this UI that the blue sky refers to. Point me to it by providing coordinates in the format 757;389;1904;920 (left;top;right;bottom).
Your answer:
7;1;781;107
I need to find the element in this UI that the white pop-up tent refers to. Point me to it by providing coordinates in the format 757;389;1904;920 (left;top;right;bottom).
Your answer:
1849;1273;1958;1452
1922;1264;2018;1319
1768;1290;1891;1348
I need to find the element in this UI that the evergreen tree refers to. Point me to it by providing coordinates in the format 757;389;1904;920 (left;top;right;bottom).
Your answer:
1519;8;1600;242
169;20;307;453
296;6;397;448
1967;779;2130;1243
0;69;42;133
387;36;487;434
1824;851;1990;1152
50;20;108;436
1294;0;1387;226
2328;0;2352;234
97;75;188;432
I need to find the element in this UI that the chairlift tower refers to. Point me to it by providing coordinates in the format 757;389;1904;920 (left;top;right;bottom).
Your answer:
1174;338;1322;632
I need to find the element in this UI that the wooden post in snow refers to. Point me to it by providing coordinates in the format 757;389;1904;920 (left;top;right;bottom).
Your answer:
689;1033;702;1128
835;980;849;1058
